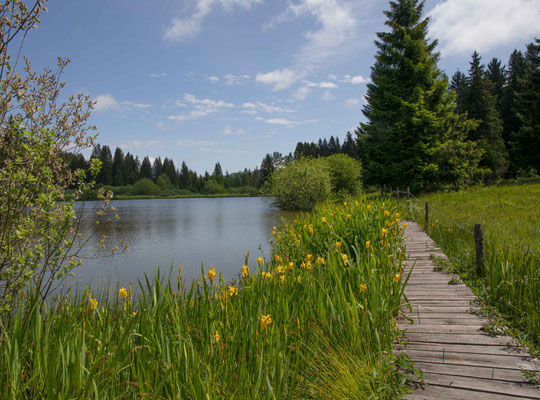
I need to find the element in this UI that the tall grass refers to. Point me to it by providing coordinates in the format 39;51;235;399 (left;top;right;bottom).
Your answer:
401;183;540;348
0;197;411;399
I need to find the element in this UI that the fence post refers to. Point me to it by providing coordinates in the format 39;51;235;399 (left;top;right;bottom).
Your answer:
474;224;485;277
406;187;410;200
425;202;429;228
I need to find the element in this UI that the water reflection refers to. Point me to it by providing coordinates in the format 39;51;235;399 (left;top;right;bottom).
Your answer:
66;198;296;293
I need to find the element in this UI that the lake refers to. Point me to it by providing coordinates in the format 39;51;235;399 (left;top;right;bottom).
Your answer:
66;197;295;293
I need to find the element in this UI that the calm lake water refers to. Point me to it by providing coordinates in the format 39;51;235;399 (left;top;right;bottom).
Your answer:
66;197;295;293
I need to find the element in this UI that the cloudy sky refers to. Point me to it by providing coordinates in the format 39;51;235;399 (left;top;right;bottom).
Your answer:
22;0;540;174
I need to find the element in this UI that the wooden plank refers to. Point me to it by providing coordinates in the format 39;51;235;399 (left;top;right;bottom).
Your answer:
413;361;536;383
403;343;532;357
421;372;540;399
405;385;530;399
397;349;539;370
404;333;513;346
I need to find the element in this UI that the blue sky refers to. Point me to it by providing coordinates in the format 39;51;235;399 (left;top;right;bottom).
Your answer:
22;0;540;174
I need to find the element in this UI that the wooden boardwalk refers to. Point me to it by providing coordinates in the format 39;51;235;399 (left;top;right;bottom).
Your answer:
397;221;540;399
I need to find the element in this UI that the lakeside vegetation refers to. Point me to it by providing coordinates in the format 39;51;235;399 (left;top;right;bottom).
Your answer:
0;198;412;398
399;181;540;349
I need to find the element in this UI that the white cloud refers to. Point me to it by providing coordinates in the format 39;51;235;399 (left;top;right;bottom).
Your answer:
242;101;295;113
341;74;368;84
121;101;153;109
165;0;263;41
223;126;245;135
224;74;251;85
255;68;303;91
429;0;540;55
269;0;357;67
168;93;234;121
293;86;312;100
150;72;168;78
303;80;338;89
256;117;317;127
209;76;219;83
93;94;121;113
344;98;361;107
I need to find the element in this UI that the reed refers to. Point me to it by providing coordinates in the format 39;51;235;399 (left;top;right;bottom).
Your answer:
0;197;411;399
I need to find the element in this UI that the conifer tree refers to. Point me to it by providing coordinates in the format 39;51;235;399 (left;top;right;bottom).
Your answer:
98;145;113;185
112;147;125;186
450;70;467;114
140;156;153;180
511;39;540;174
487;58;506;113
360;0;483;191
463;52;508;179
152;157;163;181
501;50;526;149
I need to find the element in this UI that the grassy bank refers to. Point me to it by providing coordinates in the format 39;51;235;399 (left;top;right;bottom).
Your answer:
400;182;540;348
0;197;411;399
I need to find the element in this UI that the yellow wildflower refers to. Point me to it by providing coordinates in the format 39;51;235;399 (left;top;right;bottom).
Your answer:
118;287;128;299
403;223;408;228
355;201;359;207
274;255;283;263
381;228;389;237
316;256;325;265
346;214;352;220
341;253;348;263
214;330;220;343
367;205;371;211
393;273;401;283
384;210;390;217
228;285;238;296
288;262;294;270
305;254;313;262
207;266;216;281
242;265;250;278
309;225;314;235
366;240;371;250
297;275;302;283
394;213;400;219
343;201;347;206
256;257;264;267
132;311;137;317
88;298;98;311
276;265;285;275
321;217;327;223
359;283;367;293
259;314;272;331
279;275;285;284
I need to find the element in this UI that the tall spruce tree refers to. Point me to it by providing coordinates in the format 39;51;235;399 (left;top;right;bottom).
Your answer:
140;156;153;180
450;70;467;114
360;0;483;191
112;147;125;186
487;58;506;113
511;39;540;174
463;52;508;179
501;50;527;160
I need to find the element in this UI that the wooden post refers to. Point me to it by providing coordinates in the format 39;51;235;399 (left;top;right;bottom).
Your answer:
425;202;429;228
406;187;410;200
474;223;485;277
397;187;400;198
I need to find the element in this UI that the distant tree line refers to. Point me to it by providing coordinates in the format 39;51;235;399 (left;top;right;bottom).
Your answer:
66;145;261;197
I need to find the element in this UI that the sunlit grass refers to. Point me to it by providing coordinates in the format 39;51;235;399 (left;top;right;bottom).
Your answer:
0;197;411;399
401;182;540;348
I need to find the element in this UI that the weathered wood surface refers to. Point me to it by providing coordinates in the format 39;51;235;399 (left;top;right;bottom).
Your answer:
397;221;540;399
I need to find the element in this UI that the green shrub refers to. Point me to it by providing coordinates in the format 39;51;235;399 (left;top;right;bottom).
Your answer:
132;178;161;196
325;154;362;196
271;157;331;210
204;179;227;194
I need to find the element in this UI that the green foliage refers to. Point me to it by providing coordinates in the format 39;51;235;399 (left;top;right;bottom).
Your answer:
401;183;540;347
271;158;332;210
132;178;161;196
204;179;227;194
0;198;411;398
325;154;362;196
